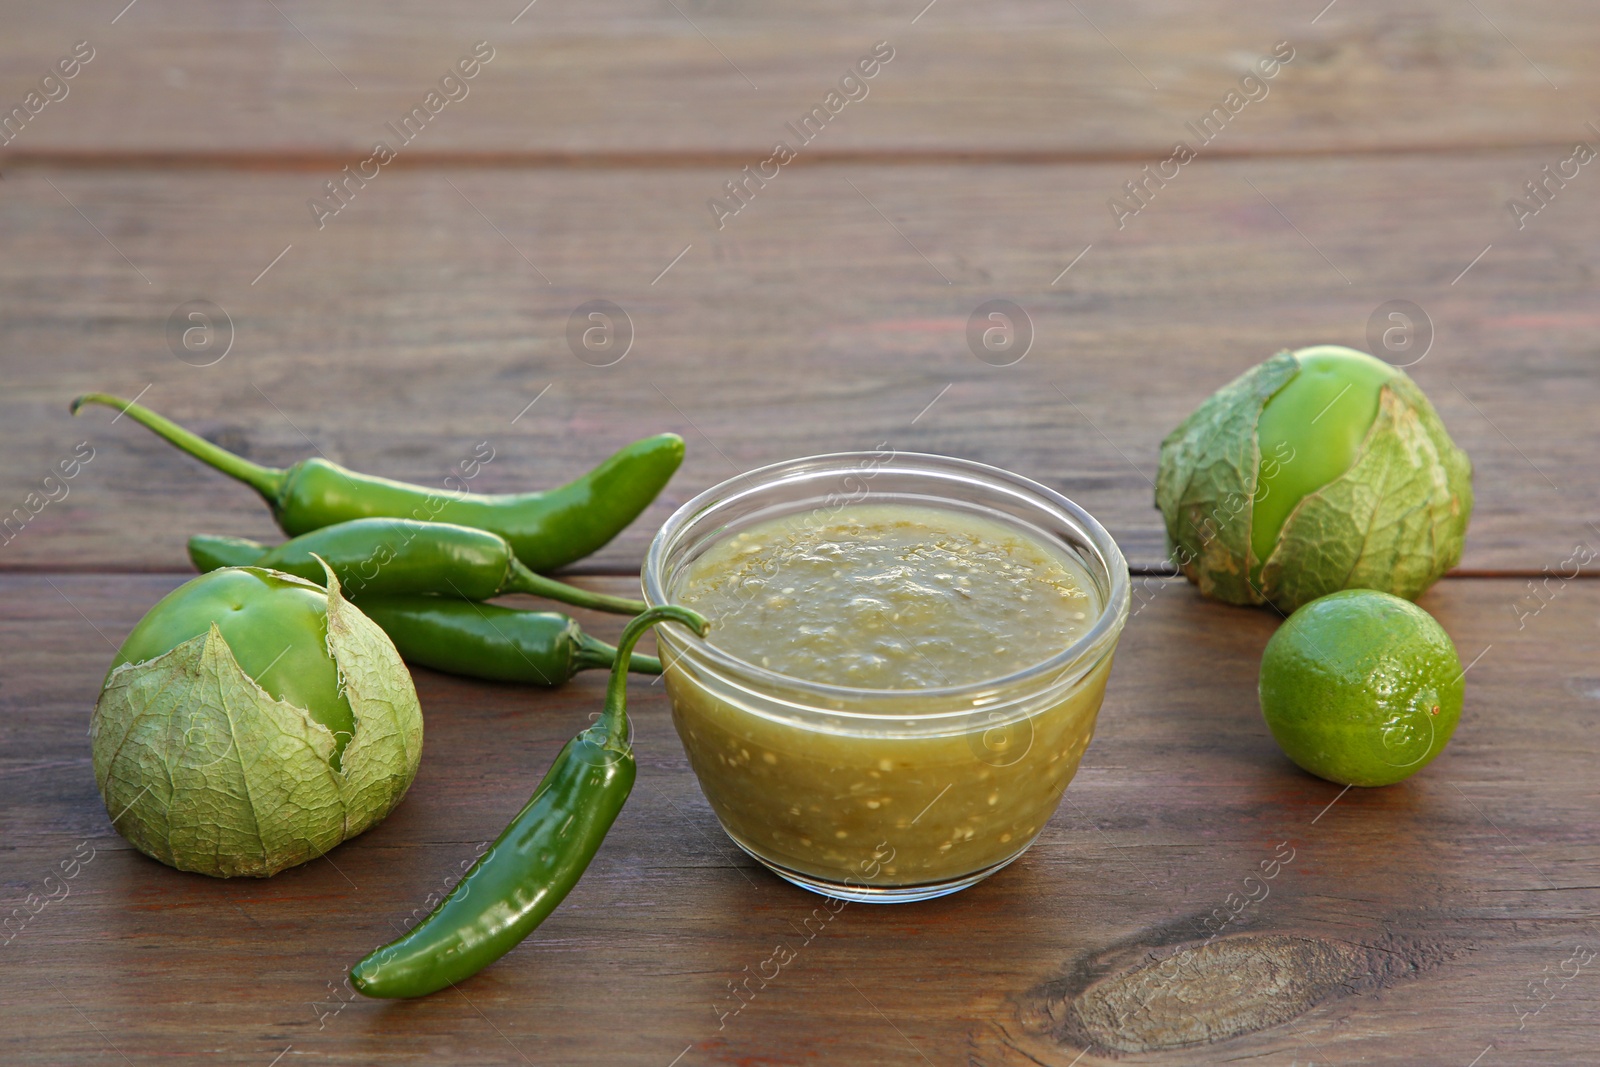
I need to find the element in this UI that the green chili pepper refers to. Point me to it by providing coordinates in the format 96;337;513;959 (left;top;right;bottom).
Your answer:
187;518;647;616
355;595;661;685
189;530;658;684
349;604;708;998
187;534;272;573
73;393;684;573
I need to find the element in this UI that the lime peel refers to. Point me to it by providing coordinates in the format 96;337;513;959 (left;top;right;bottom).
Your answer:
1259;589;1464;788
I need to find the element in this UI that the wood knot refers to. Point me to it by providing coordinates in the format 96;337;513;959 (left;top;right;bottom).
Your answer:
1014;930;1452;1058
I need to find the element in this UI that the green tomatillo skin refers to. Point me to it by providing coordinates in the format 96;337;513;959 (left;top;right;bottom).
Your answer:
73;392;685;574
188;519;648;615
1155;344;1472;612
1249;346;1398;572
111;567;355;763
92;560;423;878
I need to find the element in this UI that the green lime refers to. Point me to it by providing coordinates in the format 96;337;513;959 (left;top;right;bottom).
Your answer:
1259;589;1463;787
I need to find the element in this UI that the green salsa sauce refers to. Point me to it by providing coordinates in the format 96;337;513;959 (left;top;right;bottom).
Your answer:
662;503;1115;890
674;504;1099;690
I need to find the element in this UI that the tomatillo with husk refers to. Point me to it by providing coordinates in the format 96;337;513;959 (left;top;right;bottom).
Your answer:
90;558;423;878
1156;345;1472;613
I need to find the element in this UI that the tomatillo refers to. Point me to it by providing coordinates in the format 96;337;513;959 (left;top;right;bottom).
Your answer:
90;560;423;878
1155;345;1472;613
111;567;356;764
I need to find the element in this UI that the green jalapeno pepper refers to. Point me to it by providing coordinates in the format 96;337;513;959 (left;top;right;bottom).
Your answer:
354;595;661;685
73;393;684;574
189;531;658;684
349;604;708;998
187;518;647;616
188;534;270;573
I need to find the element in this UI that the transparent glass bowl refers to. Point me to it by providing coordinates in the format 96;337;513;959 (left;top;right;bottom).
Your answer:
643;452;1129;902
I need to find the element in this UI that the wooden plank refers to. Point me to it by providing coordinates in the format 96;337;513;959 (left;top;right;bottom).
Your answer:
0;156;1592;573
1;574;1594;1064
0;0;1593;158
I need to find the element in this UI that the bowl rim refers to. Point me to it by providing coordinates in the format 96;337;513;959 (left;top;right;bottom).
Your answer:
642;450;1131;712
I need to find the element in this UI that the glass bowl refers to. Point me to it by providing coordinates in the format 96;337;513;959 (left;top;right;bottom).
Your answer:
643;452;1129;902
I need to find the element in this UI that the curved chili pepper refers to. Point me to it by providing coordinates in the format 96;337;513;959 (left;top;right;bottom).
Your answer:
349;604;708;998
187;518;647;616
354;595;661;685
72;393;684;574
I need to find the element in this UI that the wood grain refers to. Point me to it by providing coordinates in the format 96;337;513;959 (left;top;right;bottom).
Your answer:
0;156;1592;574
0;1;1592;159
1016;931;1458;1055
4;9;1596;1062
1;574;1595;1064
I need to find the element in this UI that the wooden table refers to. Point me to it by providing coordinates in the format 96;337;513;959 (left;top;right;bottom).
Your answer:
2;3;1594;1063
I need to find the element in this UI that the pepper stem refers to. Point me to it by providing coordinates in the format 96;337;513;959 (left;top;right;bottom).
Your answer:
507;559;648;616
72;392;286;503
599;605;708;747
574;633;663;676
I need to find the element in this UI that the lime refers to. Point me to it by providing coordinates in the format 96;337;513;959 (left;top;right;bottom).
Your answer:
1259;589;1463;787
